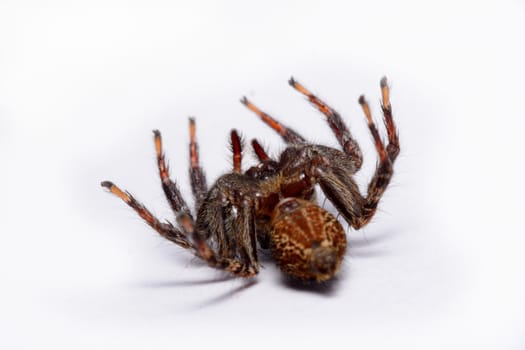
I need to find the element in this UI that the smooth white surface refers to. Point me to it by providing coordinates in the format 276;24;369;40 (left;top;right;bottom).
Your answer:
1;1;524;349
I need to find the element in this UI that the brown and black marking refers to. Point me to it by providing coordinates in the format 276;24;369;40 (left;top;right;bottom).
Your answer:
270;198;347;282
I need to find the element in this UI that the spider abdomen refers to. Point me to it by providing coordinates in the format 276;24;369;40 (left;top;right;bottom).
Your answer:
270;198;347;282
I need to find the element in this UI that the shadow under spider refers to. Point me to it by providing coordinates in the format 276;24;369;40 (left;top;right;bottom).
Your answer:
137;228;394;295
136;274;234;288
135;274;258;311
188;279;258;310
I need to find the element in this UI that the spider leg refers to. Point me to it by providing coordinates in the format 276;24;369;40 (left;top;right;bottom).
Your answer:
251;139;273;162
380;77;400;162
193;242;258;277
317;160;394;229
186;124;257;277
242;203;258;267
241;97;306;144
186;123;257;277
358;95;388;162
244;138;279;186
222;198;259;268
196;177;260;276
191;211;258;278
188;118;208;211
289;78;363;171
315;78;399;229
153;129;194;233
104;124;257;278
230;129;243;173
101;181;192;249
101;182;256;277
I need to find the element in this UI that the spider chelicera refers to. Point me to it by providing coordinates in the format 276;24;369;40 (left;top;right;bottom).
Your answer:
101;77;399;282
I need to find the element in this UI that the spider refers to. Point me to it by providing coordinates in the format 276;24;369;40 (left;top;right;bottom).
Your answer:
101;77;399;282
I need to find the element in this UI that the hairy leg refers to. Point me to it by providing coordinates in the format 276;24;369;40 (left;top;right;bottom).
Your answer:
241;97;307;144
230;129;243;173
251;139;271;162
153;129;194;233
196;175;260;276
289;78;363;170
103;125;258;277
101;181;192;248
223;198;259;268
188;118;208;211
380;77;400;162
316;77;399;229
102;180;258;277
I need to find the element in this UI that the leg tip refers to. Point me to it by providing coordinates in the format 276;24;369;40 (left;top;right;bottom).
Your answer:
380;76;388;88
100;181;131;202
189;117;196;139
101;180;113;189
230;129;240;139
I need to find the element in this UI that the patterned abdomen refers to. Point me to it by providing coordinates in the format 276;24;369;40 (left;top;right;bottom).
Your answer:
270;198;347;282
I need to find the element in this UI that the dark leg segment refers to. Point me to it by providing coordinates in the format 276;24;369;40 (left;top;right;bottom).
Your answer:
289;78;363;170
241;97;306;144
188;118;208;211
153;130;194;234
153;130;191;228
380;77;400;161
195;176;260;276
230;129;243;173
251;139;270;161
318;159;394;229
231;200;258;268
192;236;258;277
358;95;388;162
191;204;258;277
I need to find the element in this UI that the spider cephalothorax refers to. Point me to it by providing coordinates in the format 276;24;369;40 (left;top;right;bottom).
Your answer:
102;77;399;282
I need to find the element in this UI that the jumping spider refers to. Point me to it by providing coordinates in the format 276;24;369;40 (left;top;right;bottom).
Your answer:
101;77;399;282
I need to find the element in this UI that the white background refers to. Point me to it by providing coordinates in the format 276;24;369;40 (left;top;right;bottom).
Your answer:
1;1;524;349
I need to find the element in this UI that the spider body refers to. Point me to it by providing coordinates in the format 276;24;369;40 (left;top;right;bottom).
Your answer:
196;144;348;281
102;77;399;282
